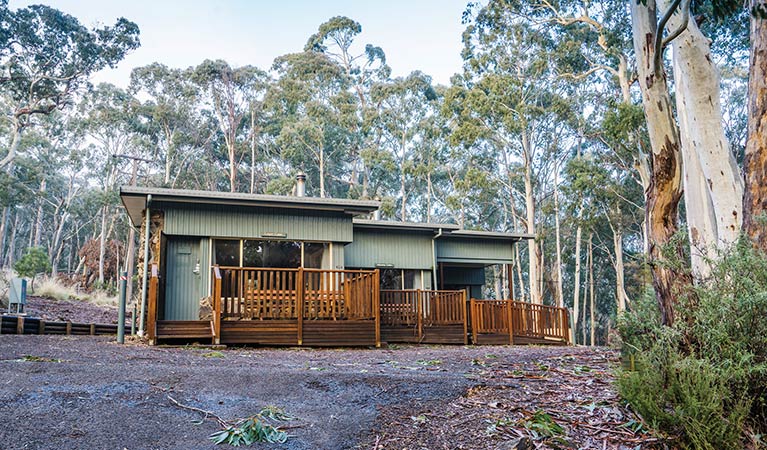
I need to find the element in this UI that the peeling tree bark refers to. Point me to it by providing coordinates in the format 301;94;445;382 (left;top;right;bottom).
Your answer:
662;0;744;275
631;0;694;326
744;1;767;249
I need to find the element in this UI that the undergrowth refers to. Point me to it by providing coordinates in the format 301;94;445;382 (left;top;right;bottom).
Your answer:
33;276;118;307
618;237;767;449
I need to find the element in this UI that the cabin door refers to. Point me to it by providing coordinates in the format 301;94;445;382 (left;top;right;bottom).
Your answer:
165;237;202;320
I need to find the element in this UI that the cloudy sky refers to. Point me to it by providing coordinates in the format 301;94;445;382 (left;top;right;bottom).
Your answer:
9;0;469;87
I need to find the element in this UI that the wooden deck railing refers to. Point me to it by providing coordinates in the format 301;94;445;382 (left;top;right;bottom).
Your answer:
212;266;222;344
380;289;467;343
215;267;379;321
470;299;570;344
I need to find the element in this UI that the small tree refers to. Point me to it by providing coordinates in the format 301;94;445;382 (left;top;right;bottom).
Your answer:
13;247;52;291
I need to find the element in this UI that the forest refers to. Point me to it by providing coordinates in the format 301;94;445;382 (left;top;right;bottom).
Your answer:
3;0;767;446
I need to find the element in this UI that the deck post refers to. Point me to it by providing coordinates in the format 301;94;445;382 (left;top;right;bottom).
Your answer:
416;289;423;341
536;304;544;338
297;267;304;346
213;266;222;345
507;299;515;345
462;290;468;345
147;264;158;345
470;299;478;345
16;316;23;335
374;269;381;348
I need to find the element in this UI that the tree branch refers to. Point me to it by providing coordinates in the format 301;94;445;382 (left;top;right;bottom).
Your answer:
653;0;683;76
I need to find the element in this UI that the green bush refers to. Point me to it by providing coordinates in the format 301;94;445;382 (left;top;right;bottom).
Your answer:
618;238;767;449
13;247;52;291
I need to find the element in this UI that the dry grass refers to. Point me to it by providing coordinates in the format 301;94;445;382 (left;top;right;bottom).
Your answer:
33;276;118;308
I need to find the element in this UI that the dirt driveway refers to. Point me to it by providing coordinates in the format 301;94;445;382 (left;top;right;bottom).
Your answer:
0;336;650;449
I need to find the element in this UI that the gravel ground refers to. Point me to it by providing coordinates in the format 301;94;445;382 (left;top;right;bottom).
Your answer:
0;336;647;450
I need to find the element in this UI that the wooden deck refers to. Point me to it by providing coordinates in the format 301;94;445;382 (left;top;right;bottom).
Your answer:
146;265;570;347
150;266;380;347
470;299;570;345
380;289;468;344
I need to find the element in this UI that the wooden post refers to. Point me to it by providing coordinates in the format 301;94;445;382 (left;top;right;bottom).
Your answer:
536;304;544;339
462;290;468;345
38;320;45;335
90;324;96;336
297;267;304;346
507;299;515;345
147;264;158;344
416;289;423;341
470;299;478;345
374;269;381;348
213;266;222;345
65;321;72;336
16;316;24;335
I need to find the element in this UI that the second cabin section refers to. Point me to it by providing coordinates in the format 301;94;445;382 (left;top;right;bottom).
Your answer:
120;184;569;347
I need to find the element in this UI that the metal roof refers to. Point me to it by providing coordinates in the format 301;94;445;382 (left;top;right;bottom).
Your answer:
120;186;380;226
352;219;532;241
445;229;534;240
352;219;460;232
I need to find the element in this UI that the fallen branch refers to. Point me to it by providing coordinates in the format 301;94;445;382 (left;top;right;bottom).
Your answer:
167;394;228;428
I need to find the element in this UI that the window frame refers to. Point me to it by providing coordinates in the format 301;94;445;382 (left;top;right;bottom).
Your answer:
212;238;331;269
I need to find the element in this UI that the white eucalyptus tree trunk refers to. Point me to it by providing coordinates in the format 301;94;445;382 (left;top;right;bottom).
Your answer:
662;0;743;275
523;132;541;304
554;166;564;307
573;220;582;339
0;207;8;268
98;205;107;284
613;227;629;313
33;177;46;248
589;233;596;346
631;0;691;325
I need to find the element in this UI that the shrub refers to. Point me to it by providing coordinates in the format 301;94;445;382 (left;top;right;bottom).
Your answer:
618;237;767;449
13;247;52;291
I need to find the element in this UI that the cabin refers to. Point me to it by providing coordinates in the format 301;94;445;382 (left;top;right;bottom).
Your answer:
120;181;570;347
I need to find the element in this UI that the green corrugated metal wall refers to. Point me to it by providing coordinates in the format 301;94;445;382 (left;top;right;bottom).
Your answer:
160;202;354;242
344;229;434;270
437;238;514;264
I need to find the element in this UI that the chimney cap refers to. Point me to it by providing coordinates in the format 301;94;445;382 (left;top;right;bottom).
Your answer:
296;172;307;181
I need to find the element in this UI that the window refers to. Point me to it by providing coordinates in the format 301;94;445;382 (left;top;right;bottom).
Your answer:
380;269;419;290
304;243;328;269
380;269;402;290
214;239;240;267
214;239;328;268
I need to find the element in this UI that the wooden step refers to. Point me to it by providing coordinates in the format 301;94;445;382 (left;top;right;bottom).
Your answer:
156;320;213;339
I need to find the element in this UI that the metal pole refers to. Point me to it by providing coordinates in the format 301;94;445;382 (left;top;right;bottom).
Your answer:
139;194;152;336
131;303;136;336
117;270;127;344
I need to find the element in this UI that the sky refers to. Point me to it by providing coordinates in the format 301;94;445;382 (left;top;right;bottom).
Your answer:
9;0;470;87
